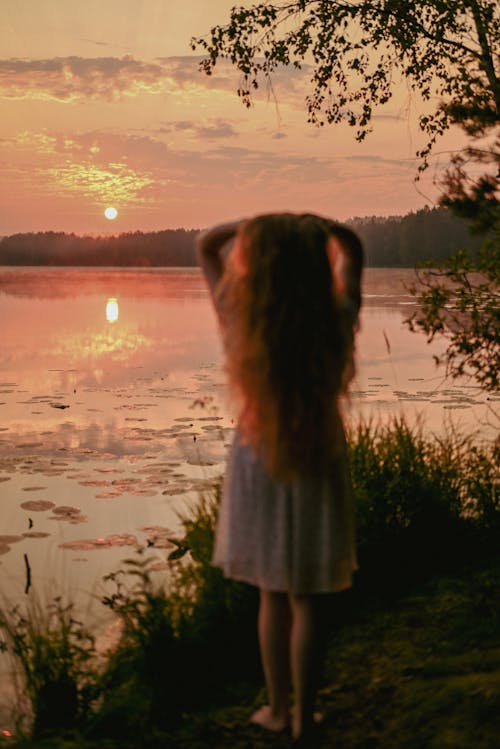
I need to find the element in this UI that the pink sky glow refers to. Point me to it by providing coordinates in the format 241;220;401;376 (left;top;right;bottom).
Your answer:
1;0;468;235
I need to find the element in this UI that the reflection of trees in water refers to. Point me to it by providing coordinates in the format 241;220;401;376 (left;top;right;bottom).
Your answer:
0;267;208;300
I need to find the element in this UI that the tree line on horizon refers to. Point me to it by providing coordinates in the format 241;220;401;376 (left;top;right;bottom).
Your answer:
0;207;484;268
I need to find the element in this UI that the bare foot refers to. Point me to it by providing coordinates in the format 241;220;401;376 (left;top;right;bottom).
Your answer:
249;705;289;733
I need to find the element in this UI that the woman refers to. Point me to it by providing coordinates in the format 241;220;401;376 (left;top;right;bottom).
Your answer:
196;213;363;744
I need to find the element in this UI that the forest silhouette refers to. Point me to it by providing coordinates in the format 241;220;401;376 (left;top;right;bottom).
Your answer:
0;207;483;267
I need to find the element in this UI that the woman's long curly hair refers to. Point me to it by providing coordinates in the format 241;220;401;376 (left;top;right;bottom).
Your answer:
220;212;362;482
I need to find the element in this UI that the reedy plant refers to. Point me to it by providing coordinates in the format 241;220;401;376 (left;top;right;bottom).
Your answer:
348;416;499;586
0;596;99;740
94;486;258;736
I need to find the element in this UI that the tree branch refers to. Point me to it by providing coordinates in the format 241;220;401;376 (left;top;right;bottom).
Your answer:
466;0;500;114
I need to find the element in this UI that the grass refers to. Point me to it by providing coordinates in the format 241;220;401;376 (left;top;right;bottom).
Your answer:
4;559;499;749
0;598;98;740
171;558;500;749
1;418;498;747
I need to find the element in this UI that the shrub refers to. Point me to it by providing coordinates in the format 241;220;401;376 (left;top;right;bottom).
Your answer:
94;487;258;736
348;417;499;586
0;597;99;739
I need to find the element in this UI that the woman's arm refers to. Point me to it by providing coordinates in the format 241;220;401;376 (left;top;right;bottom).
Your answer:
326;224;364;323
195;220;242;293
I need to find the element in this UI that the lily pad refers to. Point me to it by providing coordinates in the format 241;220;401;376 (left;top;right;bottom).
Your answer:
20;499;55;512
52;505;81;516
0;535;24;544
139;526;176;549
59;534;137;551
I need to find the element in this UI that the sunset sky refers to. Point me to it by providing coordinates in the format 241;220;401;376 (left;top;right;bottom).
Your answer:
1;0;468;235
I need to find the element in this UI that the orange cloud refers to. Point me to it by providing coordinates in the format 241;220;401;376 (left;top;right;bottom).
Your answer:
1;131;156;205
1;121;429;233
0;54;310;105
0;56;169;102
44;161;155;204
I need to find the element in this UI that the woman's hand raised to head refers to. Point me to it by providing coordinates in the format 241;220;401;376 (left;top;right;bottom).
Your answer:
326;229;363;322
196;220;245;257
196;219;246;293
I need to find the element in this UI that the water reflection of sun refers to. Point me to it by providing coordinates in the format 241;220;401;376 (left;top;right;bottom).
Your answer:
106;298;119;323
52;330;152;361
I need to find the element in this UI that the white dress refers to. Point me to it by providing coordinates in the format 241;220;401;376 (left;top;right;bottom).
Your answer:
212;425;357;594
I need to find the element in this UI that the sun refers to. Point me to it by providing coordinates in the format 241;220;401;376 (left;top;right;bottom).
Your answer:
104;206;118;220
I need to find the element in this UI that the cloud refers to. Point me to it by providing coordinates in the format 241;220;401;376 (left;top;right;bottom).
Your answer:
0;54;237;104
0;56;170;102
2;126;329;202
196;121;238;139
345;154;411;167
1;124;420;225
155;54;309;103
2;130;156;204
159;118;238;139
0;53;310;107
79;39;110;48
44;161;155;204
171;121;193;131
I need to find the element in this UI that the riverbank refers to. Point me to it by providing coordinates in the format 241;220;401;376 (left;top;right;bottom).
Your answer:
163;555;500;749
1;419;498;748
3;554;499;749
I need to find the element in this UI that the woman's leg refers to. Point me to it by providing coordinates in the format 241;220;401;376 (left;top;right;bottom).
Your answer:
250;589;292;731
288;593;324;740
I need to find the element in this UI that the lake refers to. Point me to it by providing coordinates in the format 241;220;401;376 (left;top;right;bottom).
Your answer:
0;266;492;721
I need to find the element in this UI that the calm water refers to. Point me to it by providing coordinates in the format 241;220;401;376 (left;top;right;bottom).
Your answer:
0;267;493;721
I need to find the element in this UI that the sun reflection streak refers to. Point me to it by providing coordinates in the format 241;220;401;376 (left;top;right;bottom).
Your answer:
106;297;119;323
50;329;153;362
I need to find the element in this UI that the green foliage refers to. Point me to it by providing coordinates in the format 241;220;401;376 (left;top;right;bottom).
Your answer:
350;417;498;537
407;243;500;391
0;597;99;739
192;1;499;178
94;488;258;736
439;141;500;234
192;2;499;392
348;417;499;593
350;419;458;542
95;552;184;735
